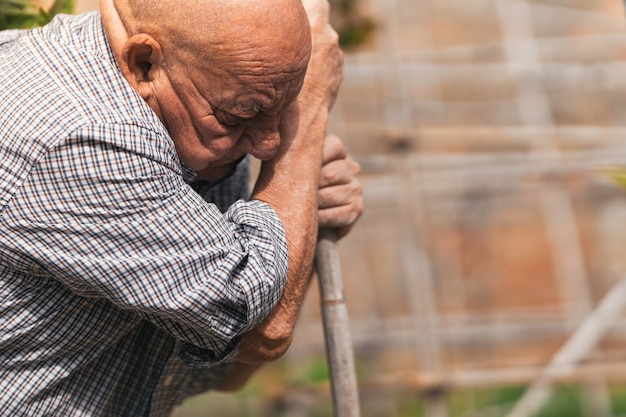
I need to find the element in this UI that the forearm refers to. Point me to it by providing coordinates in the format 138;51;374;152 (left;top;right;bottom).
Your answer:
234;107;327;364
218;361;268;392
227;0;341;372
254;106;328;282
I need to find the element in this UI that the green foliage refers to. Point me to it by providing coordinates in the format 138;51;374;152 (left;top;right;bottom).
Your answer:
48;0;73;15
0;0;74;30
535;385;582;417
447;386;525;416
329;0;377;49
601;167;626;191
337;18;376;49
395;397;425;417
174;368;626;417
288;356;330;387
610;385;626;414
305;356;331;384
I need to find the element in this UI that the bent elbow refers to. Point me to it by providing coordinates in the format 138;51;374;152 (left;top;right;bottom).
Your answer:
235;321;295;364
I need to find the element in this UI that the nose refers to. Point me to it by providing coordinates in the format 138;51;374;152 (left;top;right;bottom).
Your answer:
240;117;281;160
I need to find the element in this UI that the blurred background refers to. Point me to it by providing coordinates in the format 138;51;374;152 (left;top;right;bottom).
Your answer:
5;0;626;415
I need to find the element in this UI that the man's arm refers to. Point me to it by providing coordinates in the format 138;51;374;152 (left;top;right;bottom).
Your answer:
216;0;364;390
217;132;362;391
235;0;342;364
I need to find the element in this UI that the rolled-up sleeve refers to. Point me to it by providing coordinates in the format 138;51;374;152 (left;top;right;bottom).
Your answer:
0;123;288;364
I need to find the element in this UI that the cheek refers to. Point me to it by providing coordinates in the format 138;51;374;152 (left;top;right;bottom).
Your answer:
173;112;245;156
153;83;248;167
203;130;245;157
185;129;248;171
195;115;241;139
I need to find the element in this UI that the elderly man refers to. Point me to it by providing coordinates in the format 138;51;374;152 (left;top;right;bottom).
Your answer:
0;0;362;415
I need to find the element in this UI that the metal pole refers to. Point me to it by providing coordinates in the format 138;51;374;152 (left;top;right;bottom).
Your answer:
315;227;362;417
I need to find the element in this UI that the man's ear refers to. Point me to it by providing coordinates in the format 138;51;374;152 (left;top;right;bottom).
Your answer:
120;34;163;100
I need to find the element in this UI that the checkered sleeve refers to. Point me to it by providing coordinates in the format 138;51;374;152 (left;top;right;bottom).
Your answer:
2;123;289;365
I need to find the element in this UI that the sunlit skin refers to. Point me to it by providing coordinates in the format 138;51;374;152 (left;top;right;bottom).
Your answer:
101;0;362;391
105;0;311;180
152;36;311;179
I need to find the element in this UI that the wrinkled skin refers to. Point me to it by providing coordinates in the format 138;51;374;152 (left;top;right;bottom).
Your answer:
104;0;312;178
101;0;362;391
319;133;363;238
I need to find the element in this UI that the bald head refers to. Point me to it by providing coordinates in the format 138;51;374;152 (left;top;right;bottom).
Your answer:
109;0;311;69
100;0;313;173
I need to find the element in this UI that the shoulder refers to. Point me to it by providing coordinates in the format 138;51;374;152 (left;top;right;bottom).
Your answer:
0;15;180;211
0;13;172;161
1;13;160;129
0;29;28;46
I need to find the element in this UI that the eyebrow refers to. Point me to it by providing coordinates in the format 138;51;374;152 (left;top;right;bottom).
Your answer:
219;99;268;121
236;99;266;115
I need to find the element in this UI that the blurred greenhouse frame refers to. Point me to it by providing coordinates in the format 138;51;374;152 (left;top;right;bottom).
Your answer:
5;1;626;417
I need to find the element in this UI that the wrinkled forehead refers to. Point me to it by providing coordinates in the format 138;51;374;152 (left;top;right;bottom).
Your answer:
165;13;311;106
161;0;311;85
171;46;308;119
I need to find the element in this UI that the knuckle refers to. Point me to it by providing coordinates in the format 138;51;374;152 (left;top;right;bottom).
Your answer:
328;27;340;45
323;167;339;184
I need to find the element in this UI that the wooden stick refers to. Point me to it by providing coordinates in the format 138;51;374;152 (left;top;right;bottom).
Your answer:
315;227;362;417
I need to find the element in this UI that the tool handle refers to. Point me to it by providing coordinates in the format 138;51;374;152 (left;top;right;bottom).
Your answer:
315;228;361;417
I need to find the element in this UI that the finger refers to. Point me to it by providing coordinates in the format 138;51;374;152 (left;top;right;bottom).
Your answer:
319;158;360;189
322;133;348;165
298;0;343;109
318;202;363;231
317;181;363;210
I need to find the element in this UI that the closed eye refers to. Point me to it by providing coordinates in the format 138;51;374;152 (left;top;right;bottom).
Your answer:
219;113;250;128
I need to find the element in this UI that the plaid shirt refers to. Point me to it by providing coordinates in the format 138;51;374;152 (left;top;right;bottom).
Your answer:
0;12;288;417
